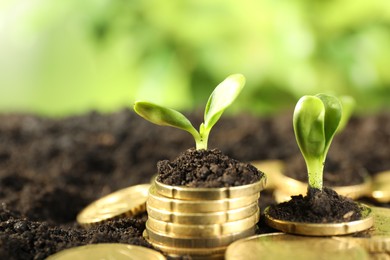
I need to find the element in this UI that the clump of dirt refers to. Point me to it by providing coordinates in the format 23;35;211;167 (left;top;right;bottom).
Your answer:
267;187;362;223
157;148;263;188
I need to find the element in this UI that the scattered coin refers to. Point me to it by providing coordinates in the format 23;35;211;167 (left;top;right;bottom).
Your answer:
251;160;285;190
147;202;259;225
264;204;374;236
269;172;371;200
147;184;259;213
332;176;372;200
333;206;390;253
46;243;165;260
154;175;266;200
370;170;390;203
77;184;150;227
146;210;259;237
225;233;369;260
144;227;255;248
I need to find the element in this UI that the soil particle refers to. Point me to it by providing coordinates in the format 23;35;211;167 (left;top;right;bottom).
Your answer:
267;187;362;223
157;148;264;188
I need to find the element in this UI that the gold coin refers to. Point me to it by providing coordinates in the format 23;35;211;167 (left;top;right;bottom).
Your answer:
146;210;259;237
371;170;390;203
264;204;374;236
77;184;150;226
273;189;293;203
225;233;369;260
46;243;165;260
147;184;260;213
333;206;390;253
251;160;285;190
154;175;266;200
369;253;390;260
150;174;158;184
144;226;255;248
147;202;259;225
143;230;226;258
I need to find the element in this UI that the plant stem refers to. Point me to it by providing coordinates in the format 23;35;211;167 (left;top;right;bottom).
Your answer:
196;132;209;150
306;157;324;190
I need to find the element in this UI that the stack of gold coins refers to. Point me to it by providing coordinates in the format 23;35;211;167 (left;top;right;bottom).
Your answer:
144;176;266;258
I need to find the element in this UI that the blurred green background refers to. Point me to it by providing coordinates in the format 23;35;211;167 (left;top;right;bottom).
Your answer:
0;0;389;117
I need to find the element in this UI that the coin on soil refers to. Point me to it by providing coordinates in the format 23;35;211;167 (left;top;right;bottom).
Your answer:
46;243;165;260
77;184;150;227
251;160;284;190
333;206;390;253
147;184;259;213
143;230;226;258
225;233;369;260
146;210;259;237
264;204;374;236
147;201;259;225
370;170;390;203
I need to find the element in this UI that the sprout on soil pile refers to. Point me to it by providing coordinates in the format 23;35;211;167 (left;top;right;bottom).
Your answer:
133;74;245;150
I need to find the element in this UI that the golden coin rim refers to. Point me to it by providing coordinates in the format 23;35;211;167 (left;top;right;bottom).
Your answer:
146;210;260;237
143;230;227;256
147;202;259;224
76;184;150;226
225;232;370;260
154;174;267;200
145;225;256;248
46;243;165;260
147;185;260;213
333;206;390;253
264;204;374;236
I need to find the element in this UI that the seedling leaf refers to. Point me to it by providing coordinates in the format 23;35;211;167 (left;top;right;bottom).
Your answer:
204;74;245;131
315;93;342;150
293;95;325;159
134;101;199;138
337;96;356;133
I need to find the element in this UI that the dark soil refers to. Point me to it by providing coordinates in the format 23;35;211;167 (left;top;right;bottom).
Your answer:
0;109;389;259
157;148;263;188
267;187;362;223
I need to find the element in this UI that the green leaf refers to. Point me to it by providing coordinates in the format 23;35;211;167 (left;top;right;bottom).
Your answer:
133;101;199;138
337;95;356;133
315;94;342;151
203;74;245;131
293;95;326;159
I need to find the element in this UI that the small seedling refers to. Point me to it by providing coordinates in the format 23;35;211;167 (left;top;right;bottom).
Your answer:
133;74;245;150
293;94;342;190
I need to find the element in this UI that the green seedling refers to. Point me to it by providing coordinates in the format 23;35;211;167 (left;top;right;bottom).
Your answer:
133;74;245;150
293;94;342;190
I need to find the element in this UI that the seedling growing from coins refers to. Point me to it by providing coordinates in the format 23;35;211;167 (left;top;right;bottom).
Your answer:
134;74;245;150
293;94;342;190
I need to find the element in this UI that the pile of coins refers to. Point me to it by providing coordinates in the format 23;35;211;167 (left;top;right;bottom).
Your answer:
144;177;266;258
